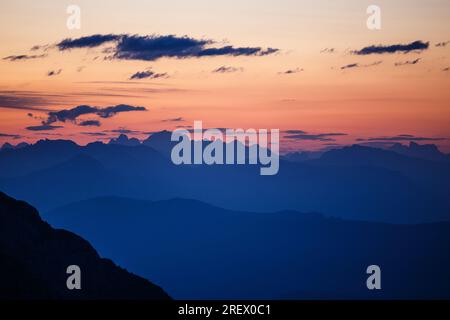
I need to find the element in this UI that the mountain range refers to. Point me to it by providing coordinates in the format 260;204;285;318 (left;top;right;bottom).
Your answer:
1;132;450;299
43;195;450;299
0;134;449;223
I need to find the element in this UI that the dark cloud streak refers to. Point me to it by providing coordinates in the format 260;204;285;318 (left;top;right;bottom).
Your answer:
26;125;63;131
129;70;168;80
353;41;429;55
284;132;347;141
43;104;147;126
357;134;446;142
52;34;278;61
3;54;47;61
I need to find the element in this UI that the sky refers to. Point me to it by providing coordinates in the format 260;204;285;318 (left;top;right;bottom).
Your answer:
0;0;449;152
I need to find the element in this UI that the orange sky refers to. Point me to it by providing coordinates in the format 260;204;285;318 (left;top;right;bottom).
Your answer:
1;0;449;152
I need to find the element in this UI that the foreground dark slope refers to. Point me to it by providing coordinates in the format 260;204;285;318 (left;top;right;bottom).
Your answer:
45;196;450;299
0;192;170;300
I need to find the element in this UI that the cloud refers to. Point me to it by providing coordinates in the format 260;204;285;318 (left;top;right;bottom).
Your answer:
45;105;98;124
30;44;51;51
320;48;335;54
3;54;47;61
212;66;242;73
341;63;359;70
57;34;122;50
279;68;303;74
30;104;147;129
47;69;62;76
52;34;278;61
96;104;147;118
104;128;143;135
33;132;62;136
78;120;101;127
0;92;60;111
340;61;382;70
284;132;347;141
162;117;184;122
353;41;429;55
394;58;421;66
26;125;63;131
81;132;109;137
195;46;276;57
129;70;168;80
282;130;307;134
357;134;446;142
0;133;21;139
436;41;450;47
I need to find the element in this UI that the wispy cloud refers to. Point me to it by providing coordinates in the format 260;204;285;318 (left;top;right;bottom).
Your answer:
357;134;446;142
394;58;421;66
279;68;304;74
341;61;382;70
162;117;184;122
0;91;63;111
26;125;63;131
212;66;243;73
129;69;168;80
3;54;47;61
47;69;62;76
78;120;101;127
320;48;335;54
436;41;450;47
81;132;109;137
282;130;307;134
341;63;359;70
353;41;429;55
0;133;21;139
284;131;347;141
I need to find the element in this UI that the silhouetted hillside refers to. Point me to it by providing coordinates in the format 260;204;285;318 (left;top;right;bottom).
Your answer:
45;196;450;299
0;191;170;300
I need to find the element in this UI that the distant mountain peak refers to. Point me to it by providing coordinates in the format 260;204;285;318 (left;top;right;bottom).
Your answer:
1;142;14;150
143;130;172;142
34;139;79;149
389;141;446;162
142;131;175;156
108;134;141;146
0;141;30;150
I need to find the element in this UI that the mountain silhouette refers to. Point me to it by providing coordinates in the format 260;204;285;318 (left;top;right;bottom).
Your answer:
0;142;14;151
44;196;450;299
0;139;81;178
142;130;176;157
389;142;449;162
0;191;170;299
108;134;141;146
0;138;449;222
314;144;450;193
